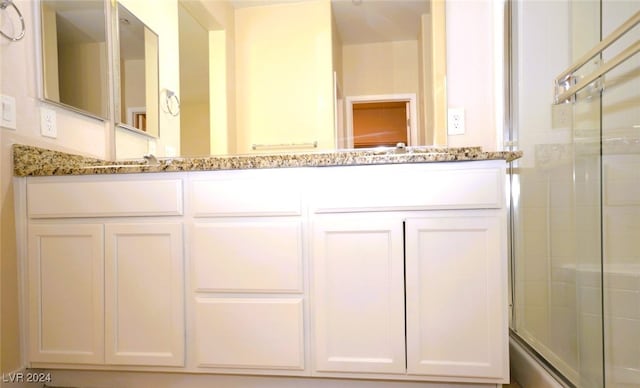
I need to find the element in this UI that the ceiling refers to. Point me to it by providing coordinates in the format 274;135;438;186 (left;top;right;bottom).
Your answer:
228;0;431;45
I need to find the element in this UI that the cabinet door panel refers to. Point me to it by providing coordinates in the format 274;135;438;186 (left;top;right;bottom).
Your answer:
105;223;184;366
194;298;305;369
192;221;302;292
405;215;508;379
312;217;405;374
28;224;104;364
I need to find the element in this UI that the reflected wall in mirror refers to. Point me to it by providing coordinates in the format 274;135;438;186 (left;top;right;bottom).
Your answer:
178;0;447;156
115;2;159;137
40;0;109;119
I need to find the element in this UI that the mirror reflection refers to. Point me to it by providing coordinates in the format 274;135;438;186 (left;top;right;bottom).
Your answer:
40;0;109;119
116;2;159;137
178;0;446;156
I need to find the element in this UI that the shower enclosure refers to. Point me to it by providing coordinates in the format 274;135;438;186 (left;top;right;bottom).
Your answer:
509;1;639;387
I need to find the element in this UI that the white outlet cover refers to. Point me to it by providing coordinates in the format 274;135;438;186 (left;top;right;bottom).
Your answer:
40;107;57;138
447;108;465;135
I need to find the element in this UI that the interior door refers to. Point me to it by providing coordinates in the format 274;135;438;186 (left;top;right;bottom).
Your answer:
352;101;408;148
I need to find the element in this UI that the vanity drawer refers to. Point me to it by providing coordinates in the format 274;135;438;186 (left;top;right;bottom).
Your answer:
311;162;505;212
190;173;303;217
27;178;183;218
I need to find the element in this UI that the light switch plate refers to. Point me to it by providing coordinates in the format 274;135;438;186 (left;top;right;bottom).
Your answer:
1;94;17;130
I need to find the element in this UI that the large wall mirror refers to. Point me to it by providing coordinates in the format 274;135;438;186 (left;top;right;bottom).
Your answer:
39;0;109;119
114;3;160;137
177;0;447;156
39;0;446;158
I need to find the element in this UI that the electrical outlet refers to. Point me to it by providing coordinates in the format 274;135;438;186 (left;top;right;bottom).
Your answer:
40;107;57;138
447;108;465;135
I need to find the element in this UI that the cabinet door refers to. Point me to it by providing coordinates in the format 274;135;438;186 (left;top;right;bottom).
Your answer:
105;223;184;366
405;215;508;379
312;216;405;374
28;224;104;364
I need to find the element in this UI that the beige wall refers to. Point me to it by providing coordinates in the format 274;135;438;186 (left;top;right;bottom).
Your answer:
234;0;335;153
426;1;447;146
342;41;420;98
179;3;210;156
145;28;160;138
181;0;237;155
58;42;109;118
122;59;146;123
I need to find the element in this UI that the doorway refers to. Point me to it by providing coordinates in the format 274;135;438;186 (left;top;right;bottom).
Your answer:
345;94;418;149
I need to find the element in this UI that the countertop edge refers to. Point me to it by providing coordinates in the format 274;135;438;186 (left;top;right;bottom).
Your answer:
13;144;523;177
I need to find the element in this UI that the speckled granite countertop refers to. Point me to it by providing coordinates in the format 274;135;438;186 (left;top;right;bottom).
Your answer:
13;144;522;177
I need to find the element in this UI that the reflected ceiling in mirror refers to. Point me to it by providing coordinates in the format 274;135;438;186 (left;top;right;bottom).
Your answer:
40;0;109;119
330;0;429;44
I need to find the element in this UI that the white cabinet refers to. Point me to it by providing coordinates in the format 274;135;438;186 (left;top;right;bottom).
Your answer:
188;173;307;372
22;174;185;368
311;216;406;374
27;224;104;364
27;222;184;367
17;160;509;383
311;213;508;381
105;223;184;366
308;161;508;383
190;220;306;370
405;215;507;379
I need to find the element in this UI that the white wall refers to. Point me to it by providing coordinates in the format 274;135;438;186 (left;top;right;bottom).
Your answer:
445;0;499;151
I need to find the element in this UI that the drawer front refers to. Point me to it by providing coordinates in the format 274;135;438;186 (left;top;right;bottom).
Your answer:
191;221;303;293
311;163;505;213
27;179;183;218
194;297;305;370
191;179;301;217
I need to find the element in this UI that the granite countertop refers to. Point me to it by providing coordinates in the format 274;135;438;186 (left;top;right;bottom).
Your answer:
13;144;523;177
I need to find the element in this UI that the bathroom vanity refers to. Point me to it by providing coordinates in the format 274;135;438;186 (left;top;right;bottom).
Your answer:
12;145;521;386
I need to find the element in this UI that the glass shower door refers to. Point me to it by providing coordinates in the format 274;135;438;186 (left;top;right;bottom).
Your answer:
599;4;640;386
511;1;604;386
511;2;639;387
